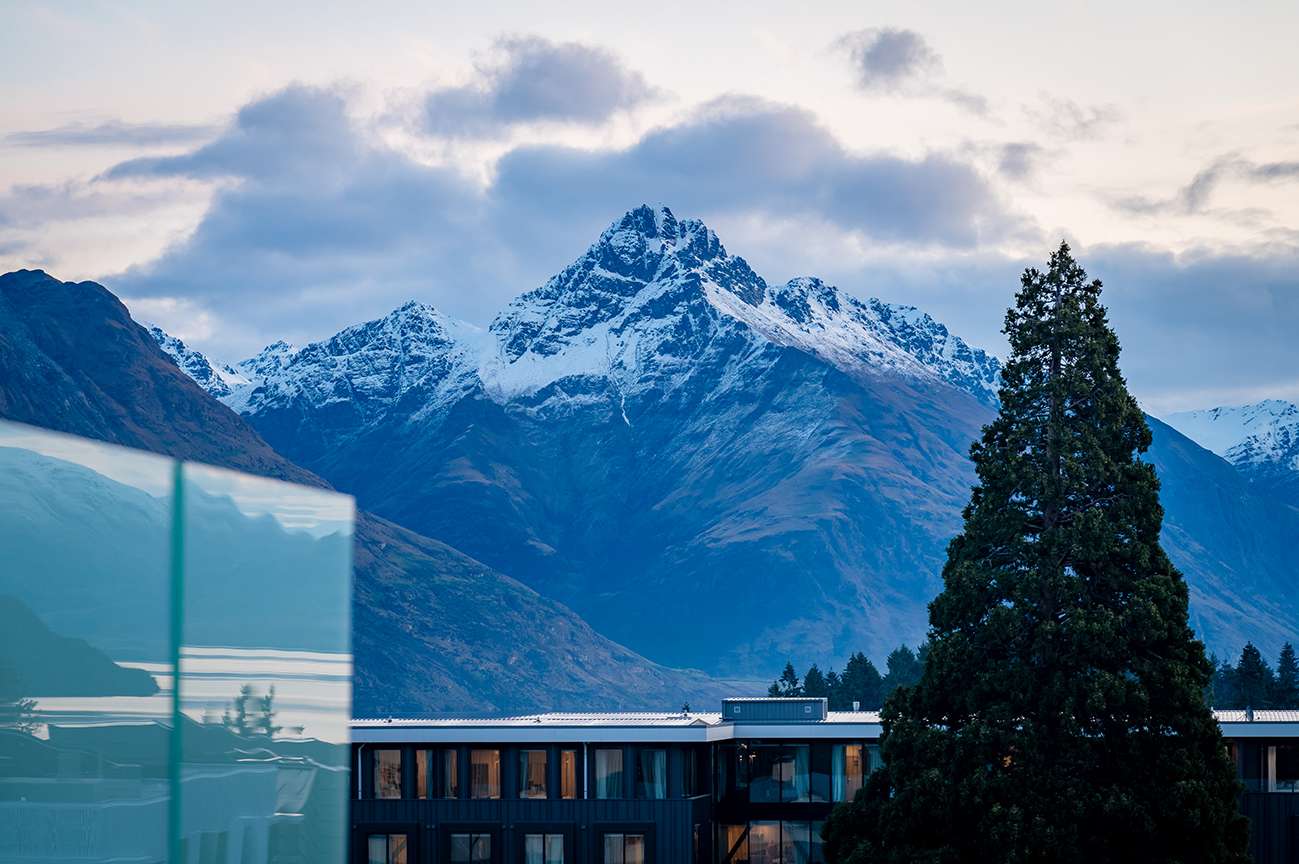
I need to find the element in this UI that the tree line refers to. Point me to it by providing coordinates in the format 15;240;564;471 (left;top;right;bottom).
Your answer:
1211;642;1299;709
766;645;927;710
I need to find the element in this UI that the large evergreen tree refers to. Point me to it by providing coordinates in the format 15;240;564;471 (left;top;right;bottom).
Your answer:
803;664;831;699
824;244;1246;863
838;652;884;709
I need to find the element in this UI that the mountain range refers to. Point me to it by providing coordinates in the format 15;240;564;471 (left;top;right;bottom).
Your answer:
143;205;1299;672
0;266;732;715
1166;400;1299;510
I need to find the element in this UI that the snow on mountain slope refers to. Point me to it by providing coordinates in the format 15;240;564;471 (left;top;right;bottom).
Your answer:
1166;400;1299;470
1165;400;1299;507
484;205;1000;406
148;325;250;398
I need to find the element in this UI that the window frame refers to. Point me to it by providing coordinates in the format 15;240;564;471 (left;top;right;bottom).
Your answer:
372;748;404;800
515;822;575;864
443;823;500;864
519;749;549;800
594;823;654;864
470;748;503;800
353;823;418;864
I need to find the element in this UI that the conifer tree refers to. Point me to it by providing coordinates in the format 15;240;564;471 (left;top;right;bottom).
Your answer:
803;664;830;699
839;652;883;709
825;669;844;709
1235;643;1274;708
768;661;801;697
824;243;1247;863
881;645;923;694
1276;643;1299;707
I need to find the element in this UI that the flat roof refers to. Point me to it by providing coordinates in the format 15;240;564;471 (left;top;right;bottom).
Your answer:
349;709;1299;744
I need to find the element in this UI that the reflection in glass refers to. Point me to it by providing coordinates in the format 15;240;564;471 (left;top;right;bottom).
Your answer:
749;821;780;864
451;833;492;863
595;748;623;799
525;833;565;864
0;421;355;863
471;749;501;798
603;833;645;864
369;833;409;864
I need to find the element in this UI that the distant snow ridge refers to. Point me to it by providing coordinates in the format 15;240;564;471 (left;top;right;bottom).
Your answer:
151;205;1002;416
147;325;250;399
1166;400;1299;473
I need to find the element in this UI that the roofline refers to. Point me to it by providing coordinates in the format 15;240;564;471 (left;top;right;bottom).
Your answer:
351;722;884;745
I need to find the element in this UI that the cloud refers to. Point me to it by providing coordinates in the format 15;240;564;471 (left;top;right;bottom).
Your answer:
1112;154;1299;216
996;142;1046;181
421;36;655;138
836;28;988;115
4;120;216;148
1025;95;1121;140
100;86;1025;358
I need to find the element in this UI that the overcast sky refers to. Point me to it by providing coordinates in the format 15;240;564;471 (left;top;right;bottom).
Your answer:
2;0;1296;414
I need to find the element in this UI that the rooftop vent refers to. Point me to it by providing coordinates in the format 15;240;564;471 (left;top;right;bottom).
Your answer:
722;697;828;723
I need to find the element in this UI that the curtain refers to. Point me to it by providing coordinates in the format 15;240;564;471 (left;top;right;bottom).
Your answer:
640;749;666;798
596;749;622;799
831;745;846;802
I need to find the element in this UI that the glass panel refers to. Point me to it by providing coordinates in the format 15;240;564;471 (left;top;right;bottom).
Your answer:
368;835;388;864
750;821;780;864
0;423;173;863
417;749;430;798
521;749;548;798
546;833;565;864
604;834;624;864
472;834;492;864
719;824;748;864
625;834;645;864
638;748;667;798
561;749;578;798
526;834;544;864
443;748;460;798
787;744;810;802
810;744;831;802
751;745;782;803
375;749;403;798
784;821;811;864
0;422;355;863
595;748;623;799
180;461;353;862
844;744;864;801
810;821;827;864
390;833;409;864
451;834;471;863
471;749;501;798
1274;745;1299;792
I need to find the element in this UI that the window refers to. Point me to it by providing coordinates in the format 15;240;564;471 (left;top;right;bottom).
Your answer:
751;744;809;803
749;822;780;864
831;744;863;802
683;749;698;797
524;833;565;864
416;749;431;799
718;825;747;864
450;833;491;864
374;749;402;799
561;750;578;799
520;750;548;799
443;748;460;798
368;833;409;864
602;833;645;864
636;749;666;799
717;823;823;864
1269;744;1299;792
595;748;623;799
471;749;501;799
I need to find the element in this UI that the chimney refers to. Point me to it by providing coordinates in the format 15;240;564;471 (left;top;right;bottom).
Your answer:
852;700;861;711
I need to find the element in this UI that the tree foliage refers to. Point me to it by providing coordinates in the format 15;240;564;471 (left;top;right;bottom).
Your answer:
825;244;1247;863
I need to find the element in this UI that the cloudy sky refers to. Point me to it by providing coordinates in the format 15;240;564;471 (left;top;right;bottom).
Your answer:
2;0;1297;414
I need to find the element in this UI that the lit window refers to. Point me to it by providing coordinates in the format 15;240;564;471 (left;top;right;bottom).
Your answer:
561;750;578;799
637;749;667;799
416;749;431;799
595;748;623;799
470;749;500;799
831;744;863;802
602;833;645;864
368;833;408;864
520;749;548;799
443;748;460;798
373;749;402;799
450;833;491;864
524;833;564;864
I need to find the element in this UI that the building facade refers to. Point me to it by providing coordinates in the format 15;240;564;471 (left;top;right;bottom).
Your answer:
351;699;1299;864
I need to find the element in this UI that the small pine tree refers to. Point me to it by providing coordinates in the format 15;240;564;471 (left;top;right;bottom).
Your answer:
1235;643;1274;709
880;644;923;696
769;661;801;697
825;243;1247;863
839;652;883;709
825;669;844;709
1276;643;1299;707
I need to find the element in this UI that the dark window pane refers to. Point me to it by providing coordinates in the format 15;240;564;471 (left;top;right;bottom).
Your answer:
390;834;408;864
561;749;578;799
368;835;387;864
603;834;624;864
750;821;780;864
520;749;548;798
471;749;500;799
637;748;666;799
750;746;781;803
595;748;623;799
443;748;460;798
718;824;747;864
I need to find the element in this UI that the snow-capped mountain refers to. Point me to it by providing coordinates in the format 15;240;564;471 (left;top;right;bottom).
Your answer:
148;325;250;398
141;207;1299;671
1165;400;1299;506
